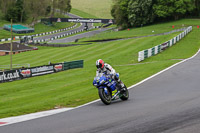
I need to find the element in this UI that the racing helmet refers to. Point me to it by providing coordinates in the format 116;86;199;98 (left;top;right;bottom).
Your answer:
96;59;104;69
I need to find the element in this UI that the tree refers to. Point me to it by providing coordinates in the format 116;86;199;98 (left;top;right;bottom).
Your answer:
5;8;18;22
128;0;155;27
153;0;195;20
196;0;200;16
0;0;15;17
65;0;71;13
26;0;49;24
5;0;27;22
192;0;200;16
46;6;51;16
51;0;58;17
111;0;129;29
15;0;27;23
51;0;71;17
58;0;65;14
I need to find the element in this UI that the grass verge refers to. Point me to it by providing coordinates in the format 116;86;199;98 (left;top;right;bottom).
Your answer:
71;0;113;19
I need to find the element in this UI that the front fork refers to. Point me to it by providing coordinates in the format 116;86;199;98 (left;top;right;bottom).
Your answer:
104;87;109;95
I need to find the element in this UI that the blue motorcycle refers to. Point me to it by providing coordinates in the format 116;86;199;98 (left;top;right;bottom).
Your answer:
93;73;129;105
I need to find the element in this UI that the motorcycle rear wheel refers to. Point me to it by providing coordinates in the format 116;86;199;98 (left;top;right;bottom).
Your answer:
98;88;111;105
120;86;129;101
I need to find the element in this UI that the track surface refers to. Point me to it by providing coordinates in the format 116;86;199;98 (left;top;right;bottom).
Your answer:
1;51;200;133
49;27;111;43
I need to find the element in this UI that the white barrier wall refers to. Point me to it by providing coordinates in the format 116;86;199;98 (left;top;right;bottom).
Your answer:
138;26;192;62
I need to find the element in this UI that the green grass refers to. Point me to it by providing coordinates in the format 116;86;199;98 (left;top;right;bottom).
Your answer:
71;8;97;18
0;19;200;118
71;0;113;19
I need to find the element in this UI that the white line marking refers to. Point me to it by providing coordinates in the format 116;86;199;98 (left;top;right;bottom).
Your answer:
0;108;73;126
0;49;199;126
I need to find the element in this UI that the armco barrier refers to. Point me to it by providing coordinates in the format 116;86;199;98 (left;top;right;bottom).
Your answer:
0;60;84;83
138;26;192;62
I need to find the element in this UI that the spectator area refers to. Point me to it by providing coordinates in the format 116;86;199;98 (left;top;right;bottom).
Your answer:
3;24;34;34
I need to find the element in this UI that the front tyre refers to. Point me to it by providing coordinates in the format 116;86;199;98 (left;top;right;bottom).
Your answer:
120;85;129;101
98;88;111;105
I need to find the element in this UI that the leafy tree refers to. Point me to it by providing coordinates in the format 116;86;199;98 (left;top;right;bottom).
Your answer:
5;7;18;22
192;0;200;16
153;0;195;20
57;0;71;14
58;0;65;14
16;0;27;23
46;6;51;16
27;0;49;24
5;0;27;22
196;0;200;15
65;0;71;13
111;0;129;29
128;0;155;27
0;0;15;17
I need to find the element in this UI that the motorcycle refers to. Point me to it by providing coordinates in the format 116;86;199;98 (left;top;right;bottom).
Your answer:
93;73;129;105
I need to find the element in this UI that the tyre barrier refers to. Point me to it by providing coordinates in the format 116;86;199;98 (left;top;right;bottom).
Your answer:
138;26;193;62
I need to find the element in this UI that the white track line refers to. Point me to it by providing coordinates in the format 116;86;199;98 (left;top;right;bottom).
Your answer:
0;108;73;126
0;49;199;126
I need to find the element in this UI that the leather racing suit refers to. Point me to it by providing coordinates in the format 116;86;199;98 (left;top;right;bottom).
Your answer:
96;63;124;90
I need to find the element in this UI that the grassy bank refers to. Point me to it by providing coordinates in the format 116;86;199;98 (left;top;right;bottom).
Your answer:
0;19;200;118
80;19;200;42
71;0;113;19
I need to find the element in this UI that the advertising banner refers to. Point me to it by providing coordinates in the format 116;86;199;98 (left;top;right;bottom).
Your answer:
54;64;63;72
0;60;83;83
30;65;54;76
42;18;115;24
19;69;31;78
20;63;64;77
0;70;20;83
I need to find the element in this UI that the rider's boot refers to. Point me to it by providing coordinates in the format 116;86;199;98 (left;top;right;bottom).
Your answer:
117;79;125;92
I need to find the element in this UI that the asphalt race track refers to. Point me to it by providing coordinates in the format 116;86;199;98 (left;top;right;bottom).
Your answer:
49;27;112;43
1;50;200;133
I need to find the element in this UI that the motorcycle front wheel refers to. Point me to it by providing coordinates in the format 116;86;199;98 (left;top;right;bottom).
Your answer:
98;88;111;105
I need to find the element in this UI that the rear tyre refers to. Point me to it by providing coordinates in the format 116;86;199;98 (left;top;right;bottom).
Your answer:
120;85;129;101
98;88;111;105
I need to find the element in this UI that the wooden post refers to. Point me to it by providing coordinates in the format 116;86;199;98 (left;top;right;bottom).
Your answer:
10;19;13;70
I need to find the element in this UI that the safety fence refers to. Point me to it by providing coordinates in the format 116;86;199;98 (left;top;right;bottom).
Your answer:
0;24;77;42
138;26;193;62
0;60;84;83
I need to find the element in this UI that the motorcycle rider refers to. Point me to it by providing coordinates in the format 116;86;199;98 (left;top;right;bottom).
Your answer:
96;59;125;91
